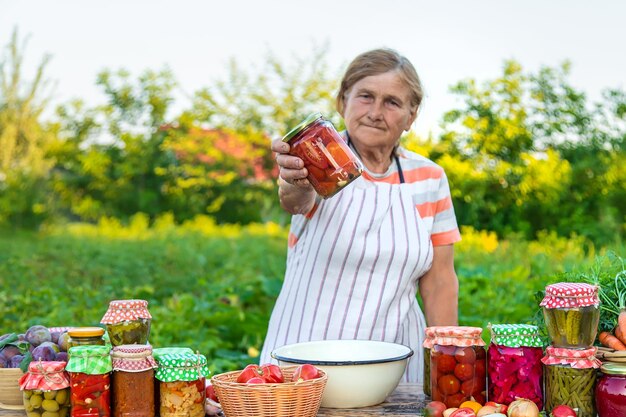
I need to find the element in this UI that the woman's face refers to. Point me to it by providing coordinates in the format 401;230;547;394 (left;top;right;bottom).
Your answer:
341;70;417;149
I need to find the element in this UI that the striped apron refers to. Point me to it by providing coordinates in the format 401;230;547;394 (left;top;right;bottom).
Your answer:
260;174;434;383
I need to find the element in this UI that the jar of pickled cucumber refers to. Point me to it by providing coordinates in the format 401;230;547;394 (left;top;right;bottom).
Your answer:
100;299;152;346
282;112;363;198
430;326;486;407
422;327;437;397
542;346;601;417
155;352;209;417
487;324;544;408
596;361;626;417
66;345;113;417
540;282;600;348
19;361;71;417
67;327;106;348
111;344;158;417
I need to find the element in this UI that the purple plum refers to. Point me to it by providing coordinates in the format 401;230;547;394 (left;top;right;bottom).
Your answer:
0;353;7;368
38;341;60;353
57;332;70;352
0;345;21;360
25;325;51;347
31;345;56;361
50;331;62;344
55;352;68;362
9;354;24;368
17;334;26;341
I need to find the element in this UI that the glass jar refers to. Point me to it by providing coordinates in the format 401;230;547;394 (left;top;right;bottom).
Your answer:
282;112;363;198
487;324;544;408
155;352;209;417
542;346;600;417
111;344;157;417
430;326;486;407
596;361;626;417
19;360;71;417
100;299;152;346
540;282;600;348
152;348;195;417
67;327;106;348
422;327;436;397
66;345;112;417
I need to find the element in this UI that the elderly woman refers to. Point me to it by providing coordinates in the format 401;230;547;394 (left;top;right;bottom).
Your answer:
260;48;461;383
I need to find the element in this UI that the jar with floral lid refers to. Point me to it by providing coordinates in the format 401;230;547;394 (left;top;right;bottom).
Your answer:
66;345;112;417
596;361;626;417
430;326;486;407
487;324;544;408
540;282;600;348
67;327;106;348
100;299;152;346
19;360;71;417
111;344;157;417
155;352;209;417
542;345;600;417
422;327;437;397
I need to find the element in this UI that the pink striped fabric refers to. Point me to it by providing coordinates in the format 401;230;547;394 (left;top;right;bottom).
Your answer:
260;147;460;383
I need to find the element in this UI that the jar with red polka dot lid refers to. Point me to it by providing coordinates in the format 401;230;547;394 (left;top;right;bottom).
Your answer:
111;344;158;417
540;283;600;348
101;299;152;346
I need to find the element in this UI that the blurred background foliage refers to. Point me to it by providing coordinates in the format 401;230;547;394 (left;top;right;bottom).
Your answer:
1;30;625;372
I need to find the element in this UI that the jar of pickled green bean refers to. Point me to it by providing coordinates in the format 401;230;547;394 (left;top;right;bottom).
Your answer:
542;346;601;417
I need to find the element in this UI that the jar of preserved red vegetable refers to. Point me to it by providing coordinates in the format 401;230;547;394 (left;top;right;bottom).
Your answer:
542;345;600;417
430;326;486;407
596;361;626;417
66;345;112;417
540;282;600;348
67;327;106;348
155;352;209;417
101;299;152;347
111;344;157;417
19;360;71;417
487;324;544;408
282;112;363;198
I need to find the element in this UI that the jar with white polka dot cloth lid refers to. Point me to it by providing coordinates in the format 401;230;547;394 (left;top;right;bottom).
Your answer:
155;352;209;417
540;283;600;349
100;299;152;347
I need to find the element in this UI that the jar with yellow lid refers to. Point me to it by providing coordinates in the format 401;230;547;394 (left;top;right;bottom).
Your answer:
67;327;106;348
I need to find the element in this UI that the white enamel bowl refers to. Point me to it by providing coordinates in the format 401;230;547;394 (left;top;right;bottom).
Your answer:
271;339;413;408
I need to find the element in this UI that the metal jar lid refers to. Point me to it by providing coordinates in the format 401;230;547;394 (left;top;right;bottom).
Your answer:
282;112;323;142
601;361;626;375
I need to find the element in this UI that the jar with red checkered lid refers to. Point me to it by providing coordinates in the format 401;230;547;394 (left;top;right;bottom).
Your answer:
100;299;152;347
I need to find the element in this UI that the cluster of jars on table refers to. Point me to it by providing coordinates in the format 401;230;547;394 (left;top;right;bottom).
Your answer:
422;282;626;417
18;299;209;417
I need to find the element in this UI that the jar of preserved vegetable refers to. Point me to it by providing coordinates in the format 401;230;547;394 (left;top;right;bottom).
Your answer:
100;299;152;346
596;361;626;417
67;327;106;348
66;345;112;417
487;324;544;408
542;345;601;417
422;327;437;397
111;344;157;417
430;326;486;407
540;282;600;348
152;348;195;417
282;112;363;198
19;360;71;417
155;352;209;417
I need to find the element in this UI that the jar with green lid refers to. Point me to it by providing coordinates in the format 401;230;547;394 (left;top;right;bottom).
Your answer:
596;361;626;417
67;327;106;348
155;352;209;417
541;345;601;417
540;282;600;348
19;360;71;417
100;299;152;346
152;347;195;417
66;345;113;417
487;324;544;408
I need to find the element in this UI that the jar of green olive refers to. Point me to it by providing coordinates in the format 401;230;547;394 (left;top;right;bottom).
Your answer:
19;361;71;417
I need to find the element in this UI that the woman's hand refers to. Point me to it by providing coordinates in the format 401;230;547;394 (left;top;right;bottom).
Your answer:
272;138;317;215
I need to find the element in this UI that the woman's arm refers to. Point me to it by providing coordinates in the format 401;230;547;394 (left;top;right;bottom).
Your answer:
418;244;459;326
272;138;317;215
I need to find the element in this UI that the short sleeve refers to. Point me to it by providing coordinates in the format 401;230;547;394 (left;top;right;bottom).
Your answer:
430;170;461;246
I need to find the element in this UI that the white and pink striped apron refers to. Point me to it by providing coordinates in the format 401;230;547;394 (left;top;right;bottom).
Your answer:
260;174;434;383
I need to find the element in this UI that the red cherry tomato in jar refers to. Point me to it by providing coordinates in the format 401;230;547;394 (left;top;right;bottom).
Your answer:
455;347;477;364
325;141;352;168
296;140;328;170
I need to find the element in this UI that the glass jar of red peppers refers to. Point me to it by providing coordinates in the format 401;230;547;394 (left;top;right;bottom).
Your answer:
487;324;544;408
66;345;112;417
430;326;486;407
596;361;626;417
19;360;71;417
101;299;152;347
282;112;363;198
111;344;158;417
154;352;209;417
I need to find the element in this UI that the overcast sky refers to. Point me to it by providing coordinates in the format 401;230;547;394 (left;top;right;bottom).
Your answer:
1;0;625;137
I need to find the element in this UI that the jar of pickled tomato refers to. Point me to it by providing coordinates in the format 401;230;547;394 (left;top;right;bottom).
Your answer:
540;282;600;348
101;299;152;347
596;361;626;417
19;361;71;417
155;352;209;417
487;324;544;408
282;112;363;198
111;344;157;417
66;345;112;417
430;326;486;407
542;346;601;417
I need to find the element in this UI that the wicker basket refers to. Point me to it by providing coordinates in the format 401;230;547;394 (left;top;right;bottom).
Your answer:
212;366;327;417
0;368;25;410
